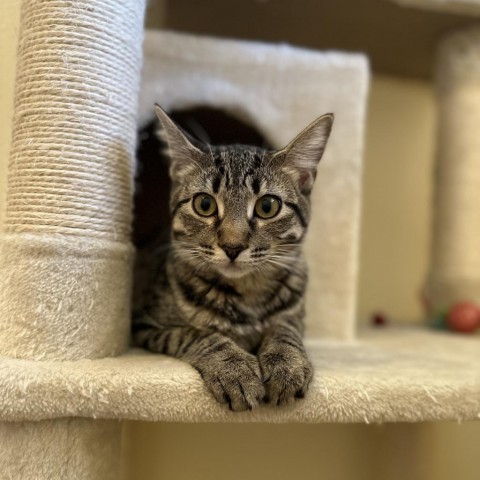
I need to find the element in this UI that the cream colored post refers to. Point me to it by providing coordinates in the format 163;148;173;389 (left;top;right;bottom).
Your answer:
0;0;146;360
0;0;146;477
428;28;480;310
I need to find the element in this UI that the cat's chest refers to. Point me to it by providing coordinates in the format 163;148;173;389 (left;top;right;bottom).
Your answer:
172;271;304;339
175;279;268;328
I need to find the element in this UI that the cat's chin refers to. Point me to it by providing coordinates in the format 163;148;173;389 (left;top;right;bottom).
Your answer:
215;263;251;280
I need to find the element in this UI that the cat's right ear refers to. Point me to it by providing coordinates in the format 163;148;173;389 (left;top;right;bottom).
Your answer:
272;113;334;194
155;104;202;180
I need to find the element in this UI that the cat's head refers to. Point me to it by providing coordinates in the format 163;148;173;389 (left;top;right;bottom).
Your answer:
155;105;333;279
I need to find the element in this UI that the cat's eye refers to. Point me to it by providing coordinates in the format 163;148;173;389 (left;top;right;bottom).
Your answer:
193;193;217;217
254;195;281;219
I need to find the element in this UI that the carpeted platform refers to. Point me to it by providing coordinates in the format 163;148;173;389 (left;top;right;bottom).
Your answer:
1;327;478;424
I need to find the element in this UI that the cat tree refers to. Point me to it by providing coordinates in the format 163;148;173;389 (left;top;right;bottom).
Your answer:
0;1;479;478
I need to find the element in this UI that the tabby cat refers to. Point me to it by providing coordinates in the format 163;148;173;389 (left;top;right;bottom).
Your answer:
133;105;333;411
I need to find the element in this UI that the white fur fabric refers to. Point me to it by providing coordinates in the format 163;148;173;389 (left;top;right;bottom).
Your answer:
0;234;133;360
0;419;122;480
0;328;478;423
138;30;369;340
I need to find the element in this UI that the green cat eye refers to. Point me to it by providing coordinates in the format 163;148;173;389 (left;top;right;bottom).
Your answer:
193;193;217;217
254;195;281;219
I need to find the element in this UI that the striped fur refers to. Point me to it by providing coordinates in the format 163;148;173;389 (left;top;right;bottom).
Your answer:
133;107;333;411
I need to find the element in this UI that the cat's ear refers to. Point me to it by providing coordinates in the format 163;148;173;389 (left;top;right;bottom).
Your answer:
274;113;334;193
155;104;202;179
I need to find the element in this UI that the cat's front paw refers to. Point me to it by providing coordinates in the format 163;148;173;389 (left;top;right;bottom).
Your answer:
198;352;266;412
259;346;313;406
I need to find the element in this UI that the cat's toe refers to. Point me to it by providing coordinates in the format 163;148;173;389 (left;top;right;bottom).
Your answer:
200;353;265;411
260;349;313;406
211;372;265;412
230;377;265;411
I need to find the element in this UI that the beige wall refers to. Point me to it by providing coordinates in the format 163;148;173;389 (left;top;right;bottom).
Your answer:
124;421;480;480
358;74;436;324
124;423;374;480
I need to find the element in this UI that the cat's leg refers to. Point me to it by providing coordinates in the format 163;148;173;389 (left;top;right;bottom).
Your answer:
134;321;265;411
258;316;313;406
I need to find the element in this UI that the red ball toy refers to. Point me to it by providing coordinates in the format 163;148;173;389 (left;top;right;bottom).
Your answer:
446;302;480;333
371;312;388;327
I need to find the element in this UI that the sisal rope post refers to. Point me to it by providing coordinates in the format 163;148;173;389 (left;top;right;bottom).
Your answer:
428;27;480;310
0;0;146;360
0;0;146;477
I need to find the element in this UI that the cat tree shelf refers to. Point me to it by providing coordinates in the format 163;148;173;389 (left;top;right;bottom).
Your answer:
392;0;480;15
1;327;478;424
160;0;480;79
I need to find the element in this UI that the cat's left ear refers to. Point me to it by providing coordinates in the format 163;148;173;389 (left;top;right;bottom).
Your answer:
154;104;202;180
273;113;334;193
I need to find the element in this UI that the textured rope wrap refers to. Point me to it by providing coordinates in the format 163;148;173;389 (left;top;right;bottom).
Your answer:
428;27;480;309
0;0;146;360
6;0;144;241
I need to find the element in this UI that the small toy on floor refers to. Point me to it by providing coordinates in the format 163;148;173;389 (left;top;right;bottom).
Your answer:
446;302;480;333
371;312;388;327
429;301;480;334
421;289;480;333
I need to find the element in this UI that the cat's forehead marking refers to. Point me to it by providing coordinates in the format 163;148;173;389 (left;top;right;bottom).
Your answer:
210;146;266;194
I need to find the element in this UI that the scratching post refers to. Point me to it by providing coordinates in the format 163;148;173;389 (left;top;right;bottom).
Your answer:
428;27;480;310
0;0;146;477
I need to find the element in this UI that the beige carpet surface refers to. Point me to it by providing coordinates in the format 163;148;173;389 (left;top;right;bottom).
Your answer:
0;327;478;424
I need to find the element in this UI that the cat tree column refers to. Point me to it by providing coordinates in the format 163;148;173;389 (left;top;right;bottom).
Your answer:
0;0;145;477
428;28;480;310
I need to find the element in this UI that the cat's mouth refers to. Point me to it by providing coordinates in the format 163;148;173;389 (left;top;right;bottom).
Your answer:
215;261;251;279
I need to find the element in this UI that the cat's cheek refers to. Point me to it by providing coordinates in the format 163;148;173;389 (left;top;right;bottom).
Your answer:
278;226;303;243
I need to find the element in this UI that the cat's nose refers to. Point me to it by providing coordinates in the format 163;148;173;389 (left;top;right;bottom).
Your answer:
221;244;246;262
